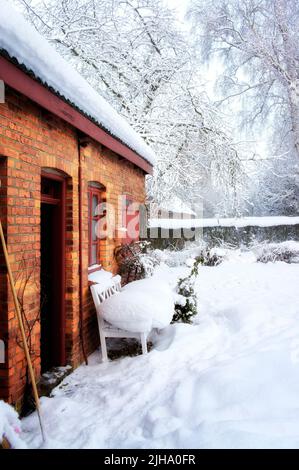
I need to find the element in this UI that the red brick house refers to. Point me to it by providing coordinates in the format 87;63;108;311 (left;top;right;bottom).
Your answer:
0;5;154;407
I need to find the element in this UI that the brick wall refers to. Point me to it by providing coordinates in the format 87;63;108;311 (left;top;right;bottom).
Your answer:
0;86;146;407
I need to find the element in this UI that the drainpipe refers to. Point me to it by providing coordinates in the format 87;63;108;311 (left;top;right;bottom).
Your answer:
78;134;88;365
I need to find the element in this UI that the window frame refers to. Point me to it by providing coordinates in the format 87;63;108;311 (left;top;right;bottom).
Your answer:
88;185;103;267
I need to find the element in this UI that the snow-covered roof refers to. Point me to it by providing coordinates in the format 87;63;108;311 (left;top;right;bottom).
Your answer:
0;0;155;167
159;197;196;216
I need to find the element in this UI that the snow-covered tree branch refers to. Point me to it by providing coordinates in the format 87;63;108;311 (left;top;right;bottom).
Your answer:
188;0;299;215
14;0;246;216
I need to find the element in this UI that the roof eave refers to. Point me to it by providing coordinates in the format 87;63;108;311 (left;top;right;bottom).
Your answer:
0;55;153;175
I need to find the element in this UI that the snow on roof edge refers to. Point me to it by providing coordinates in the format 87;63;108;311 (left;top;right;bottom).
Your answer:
0;0;155;167
1;49;153;169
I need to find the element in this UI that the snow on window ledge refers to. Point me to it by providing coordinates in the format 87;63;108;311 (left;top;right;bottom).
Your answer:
88;268;113;285
88;264;102;273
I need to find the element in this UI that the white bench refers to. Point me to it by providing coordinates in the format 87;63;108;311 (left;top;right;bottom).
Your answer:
90;276;148;362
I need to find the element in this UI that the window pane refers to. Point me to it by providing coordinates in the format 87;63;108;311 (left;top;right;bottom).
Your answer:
92;194;98;215
92;220;97;241
91;244;97;265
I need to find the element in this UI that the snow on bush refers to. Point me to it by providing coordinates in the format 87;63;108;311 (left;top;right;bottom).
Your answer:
173;257;201;324
254;241;299;264
116;241;212;282
194;249;224;266
0;400;26;449
99;278;174;333
152;245;204;268
115;241;161;283
152;244;225;269
137;251;161;278
116;242;225;282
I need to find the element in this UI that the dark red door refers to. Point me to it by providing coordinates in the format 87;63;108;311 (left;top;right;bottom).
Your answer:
40;173;66;372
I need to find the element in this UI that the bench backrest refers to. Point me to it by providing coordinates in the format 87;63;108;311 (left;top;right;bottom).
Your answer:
90;276;122;328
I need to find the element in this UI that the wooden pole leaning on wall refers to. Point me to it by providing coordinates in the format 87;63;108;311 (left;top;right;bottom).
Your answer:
0;218;45;443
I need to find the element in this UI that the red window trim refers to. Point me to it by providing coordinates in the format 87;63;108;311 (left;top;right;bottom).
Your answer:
88;186;103;267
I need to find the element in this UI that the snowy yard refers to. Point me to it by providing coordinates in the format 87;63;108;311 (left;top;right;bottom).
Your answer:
1;0;298;453
22;250;299;449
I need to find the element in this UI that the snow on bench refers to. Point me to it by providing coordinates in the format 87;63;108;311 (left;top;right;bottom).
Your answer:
90;275;174;362
90;275;148;361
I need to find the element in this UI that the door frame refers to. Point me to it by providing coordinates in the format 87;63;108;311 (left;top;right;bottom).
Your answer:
41;170;66;367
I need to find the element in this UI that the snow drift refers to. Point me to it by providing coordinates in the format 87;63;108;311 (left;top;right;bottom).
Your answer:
21;250;299;449
0;400;26;449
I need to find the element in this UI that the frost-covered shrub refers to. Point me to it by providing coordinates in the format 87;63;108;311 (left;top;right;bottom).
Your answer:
151;242;224;268
137;250;163;277
115;241;160;284
195;248;224;266
150;247;198;268
116;241;225;286
173;257;201;323
255;241;299;264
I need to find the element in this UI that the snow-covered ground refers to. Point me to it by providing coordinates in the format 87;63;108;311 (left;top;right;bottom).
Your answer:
22;250;299;449
0;400;25;448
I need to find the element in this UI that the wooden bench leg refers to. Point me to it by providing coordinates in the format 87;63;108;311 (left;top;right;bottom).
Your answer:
100;332;108;362
141;332;148;355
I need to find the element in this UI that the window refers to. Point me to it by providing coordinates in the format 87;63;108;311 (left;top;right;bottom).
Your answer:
88;184;104;266
122;195;140;244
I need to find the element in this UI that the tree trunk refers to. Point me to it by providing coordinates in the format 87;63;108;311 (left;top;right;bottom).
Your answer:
288;80;299;159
